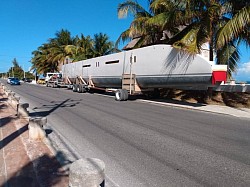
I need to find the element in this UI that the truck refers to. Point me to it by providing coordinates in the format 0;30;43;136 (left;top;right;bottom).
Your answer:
45;72;66;88
59;44;232;101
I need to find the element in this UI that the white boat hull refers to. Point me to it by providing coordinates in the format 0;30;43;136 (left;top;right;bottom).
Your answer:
62;45;219;90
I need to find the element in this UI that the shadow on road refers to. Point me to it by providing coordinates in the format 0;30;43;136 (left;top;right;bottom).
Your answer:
29;99;81;117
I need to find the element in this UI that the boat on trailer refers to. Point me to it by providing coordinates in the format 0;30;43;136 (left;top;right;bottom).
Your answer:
61;44;227;101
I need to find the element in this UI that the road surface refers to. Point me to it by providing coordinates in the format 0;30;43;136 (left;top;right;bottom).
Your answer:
4;81;250;187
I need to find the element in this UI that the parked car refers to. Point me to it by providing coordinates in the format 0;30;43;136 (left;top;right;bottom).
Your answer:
7;77;14;84
22;78;32;83
37;78;45;84
9;77;21;85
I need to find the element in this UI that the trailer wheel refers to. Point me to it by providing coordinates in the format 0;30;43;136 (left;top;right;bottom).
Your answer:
77;85;82;93
115;89;128;101
72;84;77;92
123;89;129;100
82;85;87;93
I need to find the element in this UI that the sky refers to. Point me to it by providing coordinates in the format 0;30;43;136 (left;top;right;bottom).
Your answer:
0;0;249;81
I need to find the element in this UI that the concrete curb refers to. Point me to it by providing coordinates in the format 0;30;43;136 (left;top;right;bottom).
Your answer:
138;99;250;119
28;117;47;141
69;158;105;187
18;103;30;118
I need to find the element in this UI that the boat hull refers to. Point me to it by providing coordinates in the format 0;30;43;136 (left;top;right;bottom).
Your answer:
62;45;214;90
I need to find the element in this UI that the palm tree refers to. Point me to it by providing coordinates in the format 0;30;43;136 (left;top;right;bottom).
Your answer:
65;34;94;61
31;29;74;74
31;44;55;75
215;1;249;77
216;1;250;49
117;0;162;48
117;0;249;78
93;33;114;57
31;30;116;74
48;29;74;68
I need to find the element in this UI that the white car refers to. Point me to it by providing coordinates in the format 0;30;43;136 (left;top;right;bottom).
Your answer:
7;77;14;84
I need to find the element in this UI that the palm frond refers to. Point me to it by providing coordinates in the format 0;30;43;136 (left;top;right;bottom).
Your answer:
216;41;240;78
118;0;149;19
115;29;131;48
172;27;200;54
216;6;250;49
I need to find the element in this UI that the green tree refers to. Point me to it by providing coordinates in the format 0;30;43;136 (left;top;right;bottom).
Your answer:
215;1;250;77
31;29;74;75
65;34;94;61
117;0;249;78
48;29;74;69
31;30;115;75
31;44;55;75
116;0;161;48
216;1;250;49
8;58;23;79
93;33;114;57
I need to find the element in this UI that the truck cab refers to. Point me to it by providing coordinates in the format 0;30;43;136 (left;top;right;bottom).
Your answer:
45;72;63;87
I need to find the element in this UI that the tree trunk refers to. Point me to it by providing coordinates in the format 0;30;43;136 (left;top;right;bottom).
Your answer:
209;40;214;61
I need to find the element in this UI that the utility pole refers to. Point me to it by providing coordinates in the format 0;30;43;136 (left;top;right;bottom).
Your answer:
12;67;14;77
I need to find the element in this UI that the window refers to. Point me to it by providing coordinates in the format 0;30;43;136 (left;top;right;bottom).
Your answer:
82;64;91;68
105;60;119;64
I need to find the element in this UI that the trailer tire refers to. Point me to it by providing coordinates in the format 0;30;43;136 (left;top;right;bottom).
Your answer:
72;84;77;92
115;89;128;101
77;85;82;93
82;85;87;93
123;89;129;100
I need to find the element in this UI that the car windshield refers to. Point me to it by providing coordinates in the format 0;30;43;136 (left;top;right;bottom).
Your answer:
10;78;19;81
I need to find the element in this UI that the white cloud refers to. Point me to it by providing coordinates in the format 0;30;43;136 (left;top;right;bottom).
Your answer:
234;61;250;81
237;61;250;74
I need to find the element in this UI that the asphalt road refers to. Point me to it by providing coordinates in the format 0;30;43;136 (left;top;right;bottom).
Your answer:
4;81;250;187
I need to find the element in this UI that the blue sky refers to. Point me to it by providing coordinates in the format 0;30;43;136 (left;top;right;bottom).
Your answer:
0;0;249;81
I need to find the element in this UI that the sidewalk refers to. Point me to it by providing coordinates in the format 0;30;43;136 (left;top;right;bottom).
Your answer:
0;91;69;187
140;98;250;119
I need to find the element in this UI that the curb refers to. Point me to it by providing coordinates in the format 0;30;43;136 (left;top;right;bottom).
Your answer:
138;99;250;119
